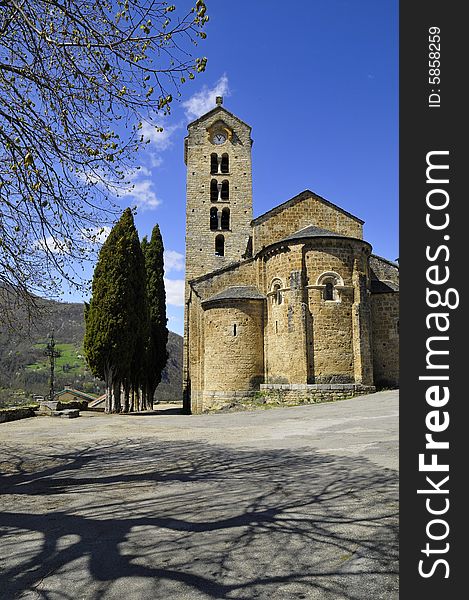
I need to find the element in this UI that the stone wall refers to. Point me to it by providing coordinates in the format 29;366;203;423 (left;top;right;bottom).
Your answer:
201;390;259;411
261;238;373;386
186;235;376;413
371;292;399;388
252;191;363;255
259;383;375;406
0;406;36;423
184;290;205;414
200;384;375;412
369;255;399;387
203;299;265;392
192;258;258;299
262;245;308;383
303;241;357;383
185;259;261;413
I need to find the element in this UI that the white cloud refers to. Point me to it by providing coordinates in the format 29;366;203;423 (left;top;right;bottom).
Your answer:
78;162;161;211
149;153;163;168
36;235;71;255
122;179;161;210
182;74;230;120
140;121;182;171
164;278;184;307
164;250;184;274
36;225;112;259
119;166;161;210
141;121;181;151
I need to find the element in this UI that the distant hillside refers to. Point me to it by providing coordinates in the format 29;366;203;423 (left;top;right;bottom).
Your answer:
0;297;183;406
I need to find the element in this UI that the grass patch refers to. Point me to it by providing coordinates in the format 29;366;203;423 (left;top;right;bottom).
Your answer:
26;343;86;375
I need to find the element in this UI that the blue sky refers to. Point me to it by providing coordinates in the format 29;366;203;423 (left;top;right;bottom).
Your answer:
64;0;398;336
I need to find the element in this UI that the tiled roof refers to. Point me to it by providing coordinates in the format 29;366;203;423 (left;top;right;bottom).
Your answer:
57;388;98;402
371;254;399;268
371;280;399;293
202;286;265;305
282;224;341;241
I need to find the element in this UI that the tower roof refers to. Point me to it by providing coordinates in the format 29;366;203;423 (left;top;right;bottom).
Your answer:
187;102;252;131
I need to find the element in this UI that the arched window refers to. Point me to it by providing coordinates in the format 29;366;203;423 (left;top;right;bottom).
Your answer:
210;207;218;230
270;280;283;305
221;207;230;230
221;179;229;201
324;282;334;301
210;179;218;202
221;153;229;173
215;234;225;256
317;272;343;302
210;153;218;174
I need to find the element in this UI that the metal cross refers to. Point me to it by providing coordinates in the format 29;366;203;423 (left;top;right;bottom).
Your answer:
44;332;61;401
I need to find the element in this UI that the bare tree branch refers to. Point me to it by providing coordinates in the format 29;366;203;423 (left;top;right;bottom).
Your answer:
0;0;208;326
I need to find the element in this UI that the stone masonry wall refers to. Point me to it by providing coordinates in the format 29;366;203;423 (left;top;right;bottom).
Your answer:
199;384;375;412
371;293;399;387
261;237;373;386
252;193;363;255
203;300;264;393
184;291;205;414
187;259;261;413
192;258;258;301
187;235;377;413
303;242;356;383
263;245;308;383
259;383;375;406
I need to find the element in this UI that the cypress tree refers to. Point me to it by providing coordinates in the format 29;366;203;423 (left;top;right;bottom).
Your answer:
84;208;147;413
141;224;168;407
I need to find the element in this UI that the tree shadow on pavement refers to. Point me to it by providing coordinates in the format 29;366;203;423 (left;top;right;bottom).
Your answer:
0;439;398;600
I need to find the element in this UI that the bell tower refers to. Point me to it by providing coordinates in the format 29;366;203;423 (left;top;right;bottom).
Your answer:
183;97;253;286
183;98;253;412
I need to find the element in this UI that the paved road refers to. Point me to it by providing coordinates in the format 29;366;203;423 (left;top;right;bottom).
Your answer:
0;391;398;599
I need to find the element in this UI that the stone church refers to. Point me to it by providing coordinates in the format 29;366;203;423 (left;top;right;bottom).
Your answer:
183;97;399;414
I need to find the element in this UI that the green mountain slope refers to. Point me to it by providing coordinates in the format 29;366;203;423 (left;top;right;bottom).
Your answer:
0;298;182;406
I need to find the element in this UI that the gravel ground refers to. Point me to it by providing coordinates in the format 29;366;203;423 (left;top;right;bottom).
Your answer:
0;391;398;600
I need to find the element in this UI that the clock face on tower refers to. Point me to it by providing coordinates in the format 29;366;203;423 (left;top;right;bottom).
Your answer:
212;132;226;145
